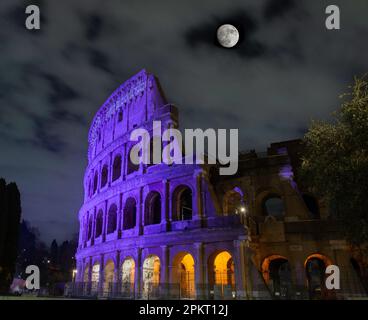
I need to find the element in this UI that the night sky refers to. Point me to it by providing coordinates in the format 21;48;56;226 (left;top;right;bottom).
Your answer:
0;0;367;243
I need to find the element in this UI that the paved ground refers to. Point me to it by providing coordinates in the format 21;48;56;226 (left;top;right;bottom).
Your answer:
0;295;74;300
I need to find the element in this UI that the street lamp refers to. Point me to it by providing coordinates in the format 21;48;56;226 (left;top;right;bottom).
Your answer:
72;269;77;282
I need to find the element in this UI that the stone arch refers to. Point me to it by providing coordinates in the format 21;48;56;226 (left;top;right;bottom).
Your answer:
172;185;193;221
172;252;196;299
142;255;161;298
103;259;115;296
255;187;281;214
208;250;235;299
144;191;162;226
304;253;332;300
112;154;122;181
223;187;244;215
95;209;103;238
302;194;320;219
262;193;285;219
261;255;292;298
304;253;332;268
101;164;108;188
107;204;117;234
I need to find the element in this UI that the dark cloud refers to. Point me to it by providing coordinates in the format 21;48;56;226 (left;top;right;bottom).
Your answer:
263;0;296;21
268;29;304;62
43;73;79;104
30;115;66;154
88;48;113;73
84;14;104;41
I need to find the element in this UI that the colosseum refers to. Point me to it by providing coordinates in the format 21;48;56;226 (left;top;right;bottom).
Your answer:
73;69;367;299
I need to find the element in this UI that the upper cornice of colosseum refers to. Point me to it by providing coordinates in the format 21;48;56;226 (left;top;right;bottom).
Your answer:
88;69;154;158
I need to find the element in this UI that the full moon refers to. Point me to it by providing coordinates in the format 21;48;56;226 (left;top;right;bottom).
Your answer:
217;24;239;48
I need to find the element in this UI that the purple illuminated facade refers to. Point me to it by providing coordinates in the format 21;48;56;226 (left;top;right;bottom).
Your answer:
74;70;366;300
75;70;248;299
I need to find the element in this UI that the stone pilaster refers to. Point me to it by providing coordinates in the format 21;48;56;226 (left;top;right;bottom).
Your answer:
135;248;142;298
114;251;121;295
87;256;92;293
194;242;205;299
136;186;143;235
160;245;170;296
234;239;247;299
91;207;96;245
102;200;108;242
78;216;83;249
117;193;123;238
122;143;127;180
97;161;102;194
98;254;105;295
108;152;113;187
161;179;170;231
193;170;204;222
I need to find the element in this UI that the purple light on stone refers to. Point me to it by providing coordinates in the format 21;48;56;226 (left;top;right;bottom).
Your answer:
279;164;293;181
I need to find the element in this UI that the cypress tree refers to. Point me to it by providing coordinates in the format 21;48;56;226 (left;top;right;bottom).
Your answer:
0;178;22;293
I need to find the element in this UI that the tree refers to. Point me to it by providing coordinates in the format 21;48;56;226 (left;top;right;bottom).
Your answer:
50;240;59;266
15;220;49;286
0;179;22;293
301;75;368;246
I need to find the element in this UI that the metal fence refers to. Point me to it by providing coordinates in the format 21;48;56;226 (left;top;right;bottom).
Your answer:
65;282;240;300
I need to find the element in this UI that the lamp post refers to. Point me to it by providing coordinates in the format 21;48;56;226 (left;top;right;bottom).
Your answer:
72;269;77;282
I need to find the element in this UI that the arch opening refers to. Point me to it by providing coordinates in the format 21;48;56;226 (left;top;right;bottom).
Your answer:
262;255;292;299
112;155;122;181
95;210;103;238
172;252;195;299
145;192;161;226
103;260;115;296
173;186;193;221
148;136;163;167
101;165;108;188
121;257;135;295
305;254;332;300
123;197;136;230
208;251;235;299
118;109;123;122
91;262;100;294
87;216;93;240
142;255;160;298
127;145;140;175
83;265;89;283
263;195;285;219
107;204;117;234
93;172;98;194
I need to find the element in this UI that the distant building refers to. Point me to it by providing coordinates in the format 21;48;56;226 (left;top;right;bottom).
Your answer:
74;70;367;299
0;178;21;293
